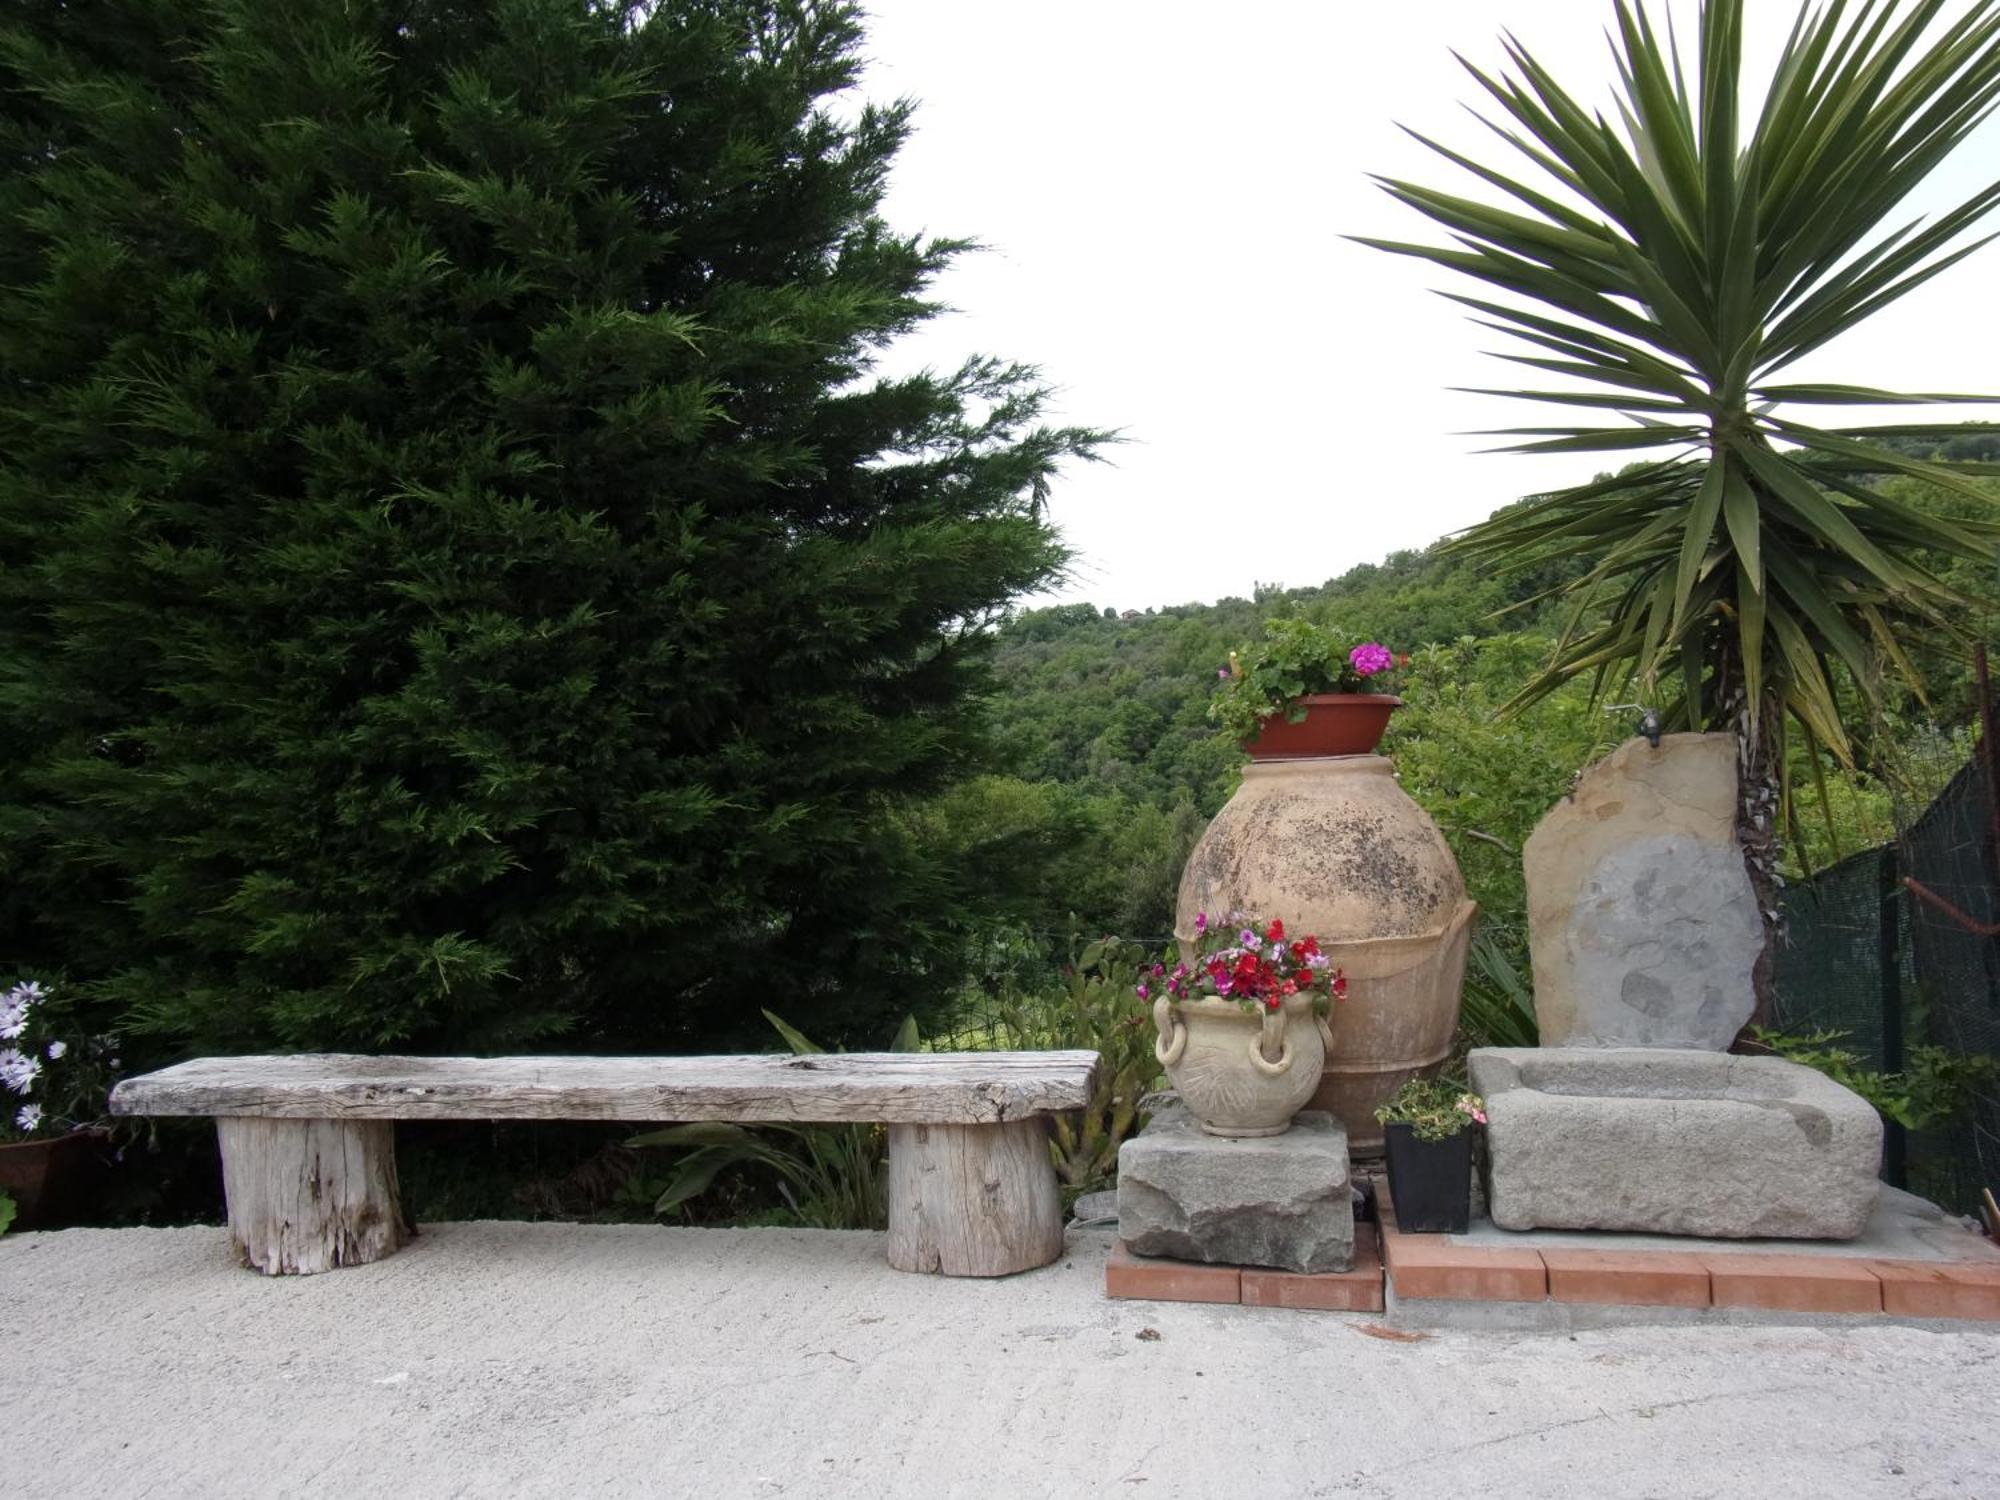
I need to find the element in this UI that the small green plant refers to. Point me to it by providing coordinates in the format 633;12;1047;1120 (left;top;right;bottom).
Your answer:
1457;930;1540;1051
627;1011;917;1230
1375;1075;1486;1142
1750;1027;1997;1131
1210;618;1397;742
0;1188;16;1236
994;937;1164;1199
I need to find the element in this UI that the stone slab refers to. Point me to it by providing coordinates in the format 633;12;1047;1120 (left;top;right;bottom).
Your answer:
1523;733;1762;1049
1470;1047;1882;1239
1116;1105;1353;1274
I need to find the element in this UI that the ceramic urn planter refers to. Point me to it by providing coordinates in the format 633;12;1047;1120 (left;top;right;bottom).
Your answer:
1152;991;1330;1137
1177;735;1475;1155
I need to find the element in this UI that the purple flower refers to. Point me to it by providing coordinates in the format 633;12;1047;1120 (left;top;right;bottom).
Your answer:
1194;912;1208;933
1135;982;1150;1001
1217;667;1229;680
1349;642;1394;677
1214;976;1232;995
1239;928;1259;948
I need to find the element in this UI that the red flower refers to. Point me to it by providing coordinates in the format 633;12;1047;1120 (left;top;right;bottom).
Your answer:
1301;935;1321;958
1331;969;1348;1000
1264;995;1281;1012
1266;918;1285;942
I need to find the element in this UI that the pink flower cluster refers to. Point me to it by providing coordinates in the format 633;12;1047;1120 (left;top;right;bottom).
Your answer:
1348;642;1394;677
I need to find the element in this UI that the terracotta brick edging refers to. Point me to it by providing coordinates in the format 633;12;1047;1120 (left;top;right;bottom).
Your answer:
1106;1225;1383;1312
1105;1187;2000;1322
1542;1249;1709;1307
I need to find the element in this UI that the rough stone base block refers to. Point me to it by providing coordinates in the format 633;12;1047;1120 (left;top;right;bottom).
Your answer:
1470;1048;1883;1240
1117;1105;1352;1273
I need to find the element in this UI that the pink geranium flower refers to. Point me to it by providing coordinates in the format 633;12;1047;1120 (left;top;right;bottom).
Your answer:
1349;642;1394;677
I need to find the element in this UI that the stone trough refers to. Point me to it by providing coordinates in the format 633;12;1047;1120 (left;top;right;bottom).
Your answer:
1470;1047;1883;1241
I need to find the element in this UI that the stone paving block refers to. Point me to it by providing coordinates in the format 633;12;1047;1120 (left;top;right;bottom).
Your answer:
1702;1253;1882;1313
1104;1240;1240;1304
1471;1047;1882;1239
1542;1248;1711;1307
1241;1225;1384;1313
1117;1104;1353;1273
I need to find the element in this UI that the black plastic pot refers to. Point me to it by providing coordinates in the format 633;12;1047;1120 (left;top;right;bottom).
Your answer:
1382;1121;1473;1233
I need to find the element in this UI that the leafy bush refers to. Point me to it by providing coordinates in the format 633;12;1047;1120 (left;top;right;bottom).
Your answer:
1749;1027;1997;1131
994;938;1164;1199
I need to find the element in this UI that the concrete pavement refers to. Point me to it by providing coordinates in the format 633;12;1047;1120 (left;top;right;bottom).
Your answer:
4;1220;1996;1498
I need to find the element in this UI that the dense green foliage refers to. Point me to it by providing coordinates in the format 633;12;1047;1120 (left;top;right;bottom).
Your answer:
0;0;1097;1058
954;536;1617;1042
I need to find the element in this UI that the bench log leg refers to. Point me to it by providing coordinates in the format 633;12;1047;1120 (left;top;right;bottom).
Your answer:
885;1118;1064;1276
217;1117;410;1276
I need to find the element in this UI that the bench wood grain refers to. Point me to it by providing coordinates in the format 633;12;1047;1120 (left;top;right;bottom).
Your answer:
111;1051;1100;1279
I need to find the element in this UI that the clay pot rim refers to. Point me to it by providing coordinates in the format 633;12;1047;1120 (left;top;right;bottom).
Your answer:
1282;693;1403;708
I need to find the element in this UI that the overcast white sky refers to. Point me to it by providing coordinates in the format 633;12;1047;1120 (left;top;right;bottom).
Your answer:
851;0;2000;612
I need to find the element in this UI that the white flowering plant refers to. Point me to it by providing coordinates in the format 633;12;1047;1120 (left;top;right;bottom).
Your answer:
0;980;120;1142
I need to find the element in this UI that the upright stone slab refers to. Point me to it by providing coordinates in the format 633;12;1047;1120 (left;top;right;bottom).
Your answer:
1523;733;1762;1049
1117;1105;1353;1273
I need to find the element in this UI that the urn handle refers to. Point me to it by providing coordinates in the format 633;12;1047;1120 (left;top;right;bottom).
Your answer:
1152;996;1187;1067
1247;1006;1296;1077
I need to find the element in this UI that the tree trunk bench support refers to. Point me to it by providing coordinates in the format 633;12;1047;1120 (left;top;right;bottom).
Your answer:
110;1051;1099;1279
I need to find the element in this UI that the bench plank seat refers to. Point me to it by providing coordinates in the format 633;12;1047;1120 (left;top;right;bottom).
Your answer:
111;1049;1102;1280
109;1050;1099;1125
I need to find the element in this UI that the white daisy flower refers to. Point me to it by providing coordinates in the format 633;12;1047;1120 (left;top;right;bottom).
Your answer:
0;1047;40;1093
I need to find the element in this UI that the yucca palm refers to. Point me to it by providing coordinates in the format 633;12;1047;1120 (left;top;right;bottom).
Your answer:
1362;0;2000;904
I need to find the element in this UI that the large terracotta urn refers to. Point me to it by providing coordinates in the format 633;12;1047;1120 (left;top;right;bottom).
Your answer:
1175;753;1475;1155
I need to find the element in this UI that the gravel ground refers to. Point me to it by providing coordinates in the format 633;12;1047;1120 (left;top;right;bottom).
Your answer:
5;1220;1998;1499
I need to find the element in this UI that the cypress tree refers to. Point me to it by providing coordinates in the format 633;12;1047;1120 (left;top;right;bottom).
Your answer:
0;0;1096;1053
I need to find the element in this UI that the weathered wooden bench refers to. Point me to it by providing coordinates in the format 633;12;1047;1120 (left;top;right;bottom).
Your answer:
109;1050;1100;1279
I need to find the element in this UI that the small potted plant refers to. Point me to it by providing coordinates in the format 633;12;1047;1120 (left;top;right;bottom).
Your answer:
0;979;119;1228
1211;617;1401;758
1374;1075;1485;1233
1145;910;1347;1137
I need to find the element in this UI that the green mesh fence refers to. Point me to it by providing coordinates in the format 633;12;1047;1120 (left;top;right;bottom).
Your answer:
1774;757;2000;1215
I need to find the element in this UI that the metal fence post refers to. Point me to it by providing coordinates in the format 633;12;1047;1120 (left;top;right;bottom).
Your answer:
1878;842;1907;1190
